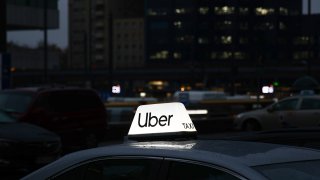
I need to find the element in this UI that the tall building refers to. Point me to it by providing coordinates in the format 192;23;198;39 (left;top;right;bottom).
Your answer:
145;0;320;93
68;0;144;70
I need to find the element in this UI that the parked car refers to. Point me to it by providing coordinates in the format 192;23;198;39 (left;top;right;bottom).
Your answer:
23;102;320;180
234;95;320;131
0;86;108;152
0;109;61;177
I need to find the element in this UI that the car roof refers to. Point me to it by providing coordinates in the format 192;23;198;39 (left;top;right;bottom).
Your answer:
23;140;320;179
93;140;320;166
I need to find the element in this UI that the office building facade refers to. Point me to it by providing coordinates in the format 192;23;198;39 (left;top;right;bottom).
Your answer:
145;0;320;93
68;0;144;70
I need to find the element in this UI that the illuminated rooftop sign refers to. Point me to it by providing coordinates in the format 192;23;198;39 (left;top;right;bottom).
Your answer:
128;102;197;140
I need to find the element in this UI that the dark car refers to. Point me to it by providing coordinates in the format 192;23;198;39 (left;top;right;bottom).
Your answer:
23;102;320;180
0;109;61;178
0;86;108;152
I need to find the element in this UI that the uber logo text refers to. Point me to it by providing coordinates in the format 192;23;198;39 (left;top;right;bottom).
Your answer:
138;112;173;127
182;123;195;129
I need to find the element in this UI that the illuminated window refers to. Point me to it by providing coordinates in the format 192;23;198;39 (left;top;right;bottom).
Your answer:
234;52;246;60
221;36;232;44
221;52;233;59
239;7;249;15
175;8;192;14
150;51;169;60
255;7;275;16
199;7;209;15
279;7;288;15
173;52;182;59
214;6;235;15
173;21;182;28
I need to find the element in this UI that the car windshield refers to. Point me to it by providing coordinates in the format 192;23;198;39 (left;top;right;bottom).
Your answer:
254;160;320;180
0;92;33;113
0;110;17;123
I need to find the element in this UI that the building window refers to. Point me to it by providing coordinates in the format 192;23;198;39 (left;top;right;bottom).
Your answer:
239;22;248;30
175;8;192;14
173;21;182;28
214;6;235;15
279;7;288;15
278;38;287;44
293;51;314;60
211;52;233;59
176;35;194;43
199;7;209;15
215;21;233;30
254;22;274;30
234;52;246;60
293;36;314;45
221;51;233;59
150;51;169;60
221;36;232;44
279;22;287;30
147;8;168;16
150;22;169;29
198;37;209;44
239;37;249;44
239;7;249;15
173;52;182;59
215;36;232;45
211;52;218;59
255;7;275;16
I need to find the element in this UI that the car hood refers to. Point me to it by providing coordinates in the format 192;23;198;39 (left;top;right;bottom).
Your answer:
0;122;60;142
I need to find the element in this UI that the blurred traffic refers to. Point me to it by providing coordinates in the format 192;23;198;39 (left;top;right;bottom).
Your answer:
2;86;320;179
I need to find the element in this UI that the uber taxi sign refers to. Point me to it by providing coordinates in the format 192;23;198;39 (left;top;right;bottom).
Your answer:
128;102;197;140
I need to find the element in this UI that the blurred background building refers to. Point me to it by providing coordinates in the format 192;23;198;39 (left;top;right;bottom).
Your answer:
145;0;320;94
68;0;144;70
4;0;320;98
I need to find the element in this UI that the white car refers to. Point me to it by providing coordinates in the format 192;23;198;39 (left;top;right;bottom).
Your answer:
23;103;320;180
234;95;320;131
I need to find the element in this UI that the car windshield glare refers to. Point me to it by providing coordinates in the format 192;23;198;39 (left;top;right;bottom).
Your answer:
254;160;320;180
